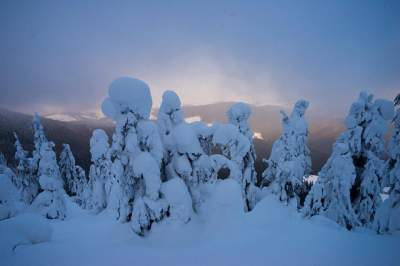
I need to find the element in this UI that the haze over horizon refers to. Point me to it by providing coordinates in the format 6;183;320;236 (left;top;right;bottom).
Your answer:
0;0;399;116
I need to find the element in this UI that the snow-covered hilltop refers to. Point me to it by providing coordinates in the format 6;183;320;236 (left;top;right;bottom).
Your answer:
1;77;399;266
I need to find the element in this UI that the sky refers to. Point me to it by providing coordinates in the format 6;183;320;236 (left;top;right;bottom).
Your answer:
0;0;399;116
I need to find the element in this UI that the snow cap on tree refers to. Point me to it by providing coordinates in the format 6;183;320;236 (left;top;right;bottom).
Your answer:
90;129;109;161
227;102;252;139
102;77;152;120
159;90;184;125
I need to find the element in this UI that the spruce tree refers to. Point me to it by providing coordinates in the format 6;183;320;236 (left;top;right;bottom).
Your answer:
303;135;360;229
59;144;78;196
227;102;259;210
304;92;394;229
373;94;400;233
262;100;311;207
13;132;38;203
157;90;214;211
102;77;167;235
345;92;393;226
30;114;66;219
86;129;111;212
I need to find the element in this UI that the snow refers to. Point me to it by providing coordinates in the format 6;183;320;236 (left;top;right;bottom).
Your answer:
0;174;20;220
0;213;52;256
253;131;264;140
2;82;400;265
185;116;201;123
90;129;109;161
375;99;395;120
203;179;244;222
304;175;318;184
161;178;193;223
102;77;153;120
1;195;399;266
171;123;203;155
38;175;62;191
45;114;77;122
132;152;161;200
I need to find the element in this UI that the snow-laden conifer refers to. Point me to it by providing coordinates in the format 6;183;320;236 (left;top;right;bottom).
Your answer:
227;102;259;210
157;91;214;211
13;133;38;204
85;129;111;212
303;135;360;229
262;100;311;207
59;144;78;196
102;77;167;235
344;92;394;226
30;114;66;219
374;94;400;233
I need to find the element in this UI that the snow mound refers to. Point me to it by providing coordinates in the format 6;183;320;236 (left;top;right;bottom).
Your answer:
0;174;19;220
161;178;193;223
102;77;152;120
204;179;244;222
0;213;52;255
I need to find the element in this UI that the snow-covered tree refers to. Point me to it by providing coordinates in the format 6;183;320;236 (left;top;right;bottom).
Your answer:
0;152;5;169
227;102;258;210
31;113;47;178
59;144;78;196
303;136;360;229
102;77;167;235
262;100;311;207
373;180;400;234
384;93;400;189
191;121;217;156
30;114;66;219
374;94;400;233
31;175;66;220
161;177;193;223
13;132;38;204
304;92;394;230
0;152;14;179
74;165;87;201
85;129;111;212
212;122;253;210
344;92;394;226
0;173;20;221
157;90;214;211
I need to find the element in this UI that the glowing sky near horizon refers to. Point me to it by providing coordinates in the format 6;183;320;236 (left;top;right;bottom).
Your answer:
0;0;399;115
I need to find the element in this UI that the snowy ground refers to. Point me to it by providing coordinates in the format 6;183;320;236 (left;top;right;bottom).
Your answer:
1;193;399;266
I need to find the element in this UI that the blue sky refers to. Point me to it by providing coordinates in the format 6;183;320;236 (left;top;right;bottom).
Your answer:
0;0;399;115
